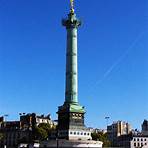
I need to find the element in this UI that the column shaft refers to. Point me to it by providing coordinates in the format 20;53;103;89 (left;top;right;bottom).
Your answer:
65;27;78;104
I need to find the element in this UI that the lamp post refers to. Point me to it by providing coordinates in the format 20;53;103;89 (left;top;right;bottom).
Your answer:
4;114;9;128
3;114;8;148
105;116;110;129
56;129;59;148
4;114;8;122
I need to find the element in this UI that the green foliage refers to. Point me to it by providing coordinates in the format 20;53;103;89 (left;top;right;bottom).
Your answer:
0;132;3;141
34;123;56;141
91;132;111;147
38;123;54;132
34;126;48;140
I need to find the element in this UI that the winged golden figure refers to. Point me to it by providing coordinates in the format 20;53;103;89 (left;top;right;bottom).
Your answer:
70;0;74;13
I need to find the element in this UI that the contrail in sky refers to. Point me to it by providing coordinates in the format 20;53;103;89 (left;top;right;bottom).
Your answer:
91;30;146;90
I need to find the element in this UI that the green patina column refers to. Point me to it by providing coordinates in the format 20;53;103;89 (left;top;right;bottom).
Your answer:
62;11;81;104
57;1;85;136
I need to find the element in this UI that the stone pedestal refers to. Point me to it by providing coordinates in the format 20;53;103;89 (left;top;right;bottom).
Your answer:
40;139;103;148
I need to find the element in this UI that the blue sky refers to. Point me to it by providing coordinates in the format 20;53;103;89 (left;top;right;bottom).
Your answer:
0;0;148;130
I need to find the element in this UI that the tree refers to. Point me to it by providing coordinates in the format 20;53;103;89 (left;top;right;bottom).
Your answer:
34;126;48;140
38;123;54;132
91;131;111;147
34;123;56;141
0;132;3;141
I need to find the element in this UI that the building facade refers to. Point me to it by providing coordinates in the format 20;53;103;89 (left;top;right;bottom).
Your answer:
107;120;132;146
0;113;55;148
0;120;21;147
131;136;148;148
117;134;148;148
20;113;54;129
142;119;148;136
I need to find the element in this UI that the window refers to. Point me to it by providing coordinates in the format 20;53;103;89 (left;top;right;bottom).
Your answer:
70;132;73;134
81;132;83;135
137;138;139;141
77;132;79;135
84;133;86;135
141;138;143;141
87;133;89;135
74;132;76;135
134;143;136;146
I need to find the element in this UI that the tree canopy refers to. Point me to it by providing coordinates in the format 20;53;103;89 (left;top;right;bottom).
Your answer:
34;123;56;141
34;126;48;140
91;131;111;147
0;132;3;141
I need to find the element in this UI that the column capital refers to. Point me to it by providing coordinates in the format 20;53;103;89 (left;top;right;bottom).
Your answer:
62;13;81;29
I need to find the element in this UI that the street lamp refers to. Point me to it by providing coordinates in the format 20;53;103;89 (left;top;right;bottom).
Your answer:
4;114;9;122
105;116;110;128
56;129;59;148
